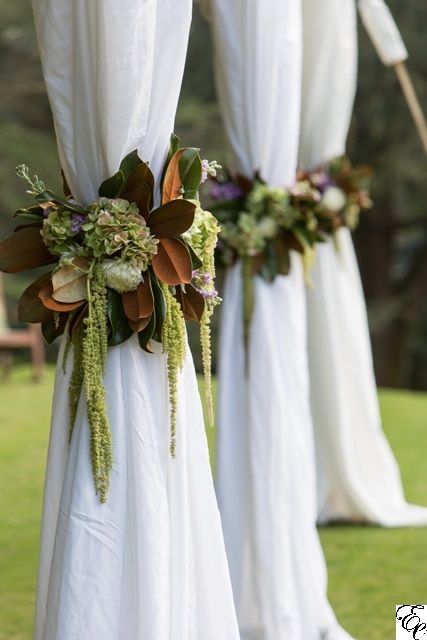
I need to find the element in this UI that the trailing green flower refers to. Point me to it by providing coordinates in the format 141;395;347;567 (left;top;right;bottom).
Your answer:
186;203;221;427
81;263;112;502
68;327;84;439
162;285;186;457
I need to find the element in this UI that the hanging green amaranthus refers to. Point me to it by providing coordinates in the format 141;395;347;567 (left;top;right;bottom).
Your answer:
162;285;186;457
82;264;111;502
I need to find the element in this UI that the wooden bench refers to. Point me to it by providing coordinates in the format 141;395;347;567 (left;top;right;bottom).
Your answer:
0;275;45;381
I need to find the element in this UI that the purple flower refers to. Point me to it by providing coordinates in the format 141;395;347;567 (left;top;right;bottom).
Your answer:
209;181;245;201
310;171;335;194
201;289;218;300
42;206;53;218
71;213;86;234
201;159;210;184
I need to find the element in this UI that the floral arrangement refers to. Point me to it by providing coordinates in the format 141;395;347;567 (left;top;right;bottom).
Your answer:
0;135;220;502
209;157;372;361
209;172;321;356
303;156;373;238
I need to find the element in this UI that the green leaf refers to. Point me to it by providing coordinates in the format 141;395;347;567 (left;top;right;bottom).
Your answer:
179;148;202;199
260;243;279;283
98;171;125;198
0;226;55;273
149;200;196;238
169;133;181;159
119;150;143;182
293;224;317;249
41;314;68;344
151;275;166;342
137;310;156;351
14;205;44;221
41;320;58;345
107;290;133;346
35;190;85;214
161;134;182;195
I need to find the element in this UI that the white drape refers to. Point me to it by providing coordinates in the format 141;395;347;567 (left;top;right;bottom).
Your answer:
300;0;427;527
358;0;408;66
208;1;353;638
32;1;239;638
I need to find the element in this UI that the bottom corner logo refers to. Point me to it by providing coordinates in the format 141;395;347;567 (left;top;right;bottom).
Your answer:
396;606;427;639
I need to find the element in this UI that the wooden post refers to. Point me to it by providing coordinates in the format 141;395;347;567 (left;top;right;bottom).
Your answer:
394;61;427;156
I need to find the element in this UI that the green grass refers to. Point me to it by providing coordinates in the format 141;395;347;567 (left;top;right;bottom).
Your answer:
0;368;426;639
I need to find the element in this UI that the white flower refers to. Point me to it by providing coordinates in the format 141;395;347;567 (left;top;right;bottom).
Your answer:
101;260;143;293
321;186;346;212
257;216;278;239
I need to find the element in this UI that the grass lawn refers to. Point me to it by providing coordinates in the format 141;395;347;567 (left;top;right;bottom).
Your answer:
0;366;426;639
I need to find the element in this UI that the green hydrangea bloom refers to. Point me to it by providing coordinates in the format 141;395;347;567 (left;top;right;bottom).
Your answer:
83;197;158;270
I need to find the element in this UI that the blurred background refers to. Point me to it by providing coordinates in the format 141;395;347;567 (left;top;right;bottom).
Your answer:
1;1;427;388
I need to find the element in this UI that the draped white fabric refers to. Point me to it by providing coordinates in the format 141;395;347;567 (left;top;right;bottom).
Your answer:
358;0;408;66
32;1;239;638
208;1;353;638
300;0;427;527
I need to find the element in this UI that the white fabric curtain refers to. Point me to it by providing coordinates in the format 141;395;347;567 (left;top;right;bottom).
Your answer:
32;1;239;638
300;0;427;527
208;1;353;638
358;0;408;66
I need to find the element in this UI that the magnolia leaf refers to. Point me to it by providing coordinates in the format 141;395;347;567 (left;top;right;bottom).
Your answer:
281;230;303;255
119;150;143;182
137;311;156;352
0;226;56;273
175;285;205;322
99;171;125;198
61;170;72;198
41;314;69;344
69;303;88;337
272;239;291;276
168;133;181;160
162;149;185;203
38;279;84;313
123;162;154;217
18;272;54;323
235;174;254;193
151;275;166;342
14;222;43;232
51;257;89;303
129;315;151;334
260;243;279;283
179;148;202;199
152;238;192;285
14;205;44;221
149;200;195;238
107;290;133;346
122;276;154;322
36;190;85;214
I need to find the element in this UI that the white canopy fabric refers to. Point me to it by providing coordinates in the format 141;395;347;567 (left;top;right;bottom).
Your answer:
358;0;408;66
300;0;427;527
208;1;353;638
31;1;239;638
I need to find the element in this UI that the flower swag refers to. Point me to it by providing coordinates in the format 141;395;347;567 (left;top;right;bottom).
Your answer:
0;135;220;502
209;156;373;363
